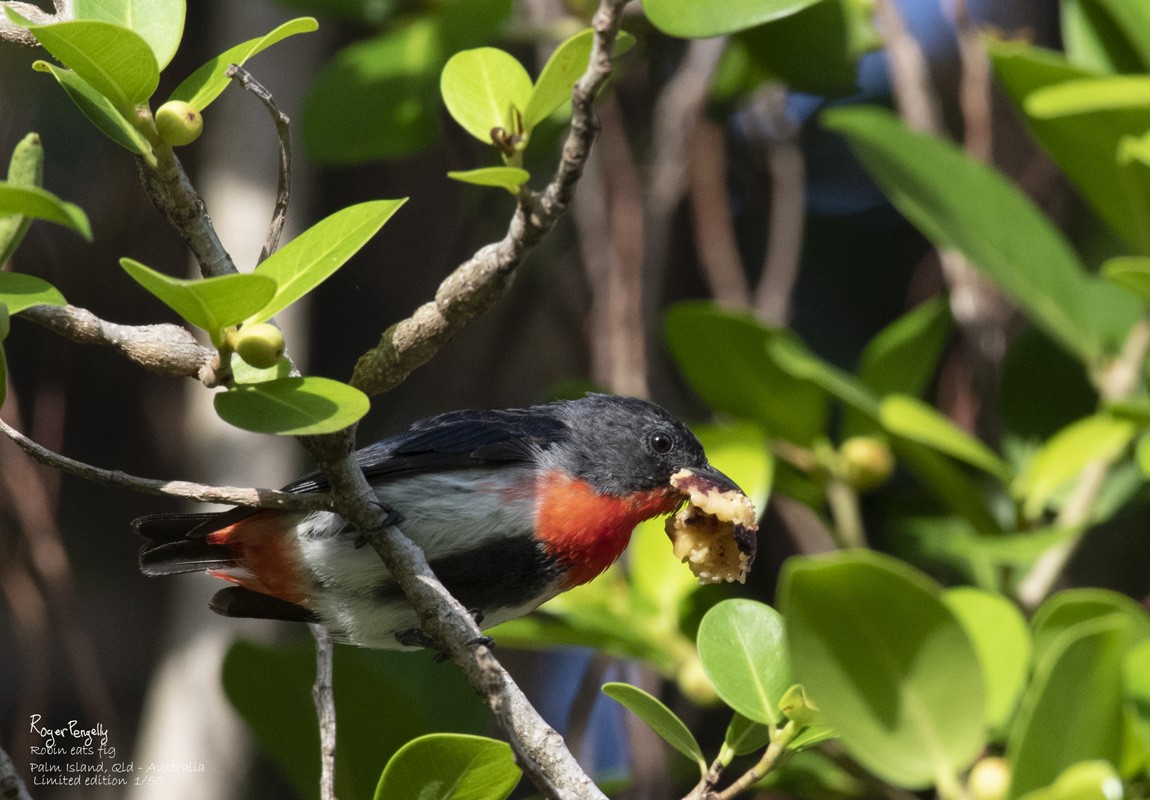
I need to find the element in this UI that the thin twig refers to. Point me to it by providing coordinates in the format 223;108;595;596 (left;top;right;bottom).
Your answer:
747;84;806;325
0;742;33;800
0;1;62;47
950;0;992;163
350;0;629;400
310;624;338;800
0;416;330;511
687;120;751;308
873;0;943;135
226;64;292;263
1017;317;1150;608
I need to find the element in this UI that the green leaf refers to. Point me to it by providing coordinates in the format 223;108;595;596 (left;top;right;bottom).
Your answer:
780;550;985;790
170;17;318;110
447;167;529;192
120;258;276;344
1013;414;1136;520
1030;588;1150;671
723;712;771;758
0;183;92;240
988;38;1150;255
1102;256;1150;302
230;352;292;386
32;61;152;156
248;199;407;324
214;377;370;435
375;733;520;800
665;302;829;444
880;394;1011;481
766;335;881;419
12;15;159;110
736;0;878;97
823;104;1137;363
1017;760;1126;800
440;47;534;145
602;683;707;773
943;588;1031;738
223;638;487;800
1061;0;1150;74
697;599;791;727
0;333;7;406
522;29;635;130
0;273;67;314
73;0;186;70
0;133;44;264
644;0;821;38
1007;616;1130;798
1027;75;1150;118
1126;639;1150;752
857;297;952;398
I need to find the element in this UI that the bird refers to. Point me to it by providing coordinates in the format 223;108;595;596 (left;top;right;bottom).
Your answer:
134;394;753;649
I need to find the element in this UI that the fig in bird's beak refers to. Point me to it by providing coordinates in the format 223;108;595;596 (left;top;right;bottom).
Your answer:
666;465;759;584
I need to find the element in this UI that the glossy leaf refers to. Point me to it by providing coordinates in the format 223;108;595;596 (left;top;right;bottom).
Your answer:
857;297;952;397
1030;588;1150;671
1126;639;1150;752
0;183;92;240
170;17;318;110
824;105;1138;362
1017;760;1125;800
723;712;771;758
989;38;1150;256
120;258;276;343
0;133;44;264
32;61;152;156
1007;616;1129;798
248;199;407;324
13;15;159;110
767;334;881;418
223;638;486;800
1027;75;1150;118
697;599;791;727
447;167;529;192
736;0;878;96
214;377;370;435
780;550;985;789
375;733;520;800
522;29;635;130
73;0;186;69
880;394;1011;481
1061;0;1150;73
1014;414;1136;520
441;48;533;145
665;302;829;444
0;273;67;314
602;683;706;773
644;0;821;38
944;588;1031;737
1102;256;1150;302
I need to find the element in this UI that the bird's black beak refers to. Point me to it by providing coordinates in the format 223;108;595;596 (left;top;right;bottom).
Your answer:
668;462;758;572
672;462;743;497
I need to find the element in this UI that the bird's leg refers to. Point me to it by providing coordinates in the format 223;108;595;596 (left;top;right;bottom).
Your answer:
395;609;493;661
352;501;405;548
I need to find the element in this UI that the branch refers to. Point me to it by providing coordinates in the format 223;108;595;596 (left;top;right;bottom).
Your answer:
0;415;330;511
873;0;943;135
0;2;64;47
136;145;241;278
227;64;292;263
1017;317;1150;608
0;742;32;800
310;624;338;800
19;303;223;383
350;0;629;398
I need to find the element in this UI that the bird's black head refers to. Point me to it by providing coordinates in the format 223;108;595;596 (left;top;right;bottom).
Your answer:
542;394;732;496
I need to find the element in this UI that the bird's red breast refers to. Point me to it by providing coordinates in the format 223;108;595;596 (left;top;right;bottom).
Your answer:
534;468;682;588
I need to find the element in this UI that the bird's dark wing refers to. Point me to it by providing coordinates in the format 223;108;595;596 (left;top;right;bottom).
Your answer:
282;407;568;494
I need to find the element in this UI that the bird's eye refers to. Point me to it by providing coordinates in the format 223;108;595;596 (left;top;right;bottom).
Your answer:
649;431;673;454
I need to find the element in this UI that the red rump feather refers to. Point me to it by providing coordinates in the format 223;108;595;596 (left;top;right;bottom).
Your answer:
206;511;308;605
534;469;681;588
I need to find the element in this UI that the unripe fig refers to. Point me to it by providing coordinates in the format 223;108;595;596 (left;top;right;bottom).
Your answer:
155;101;203;146
839;436;895;491
967;757;1010;800
232;323;285;369
676;653;718;706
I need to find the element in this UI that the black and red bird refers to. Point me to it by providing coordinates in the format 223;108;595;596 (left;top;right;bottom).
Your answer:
135;394;752;649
